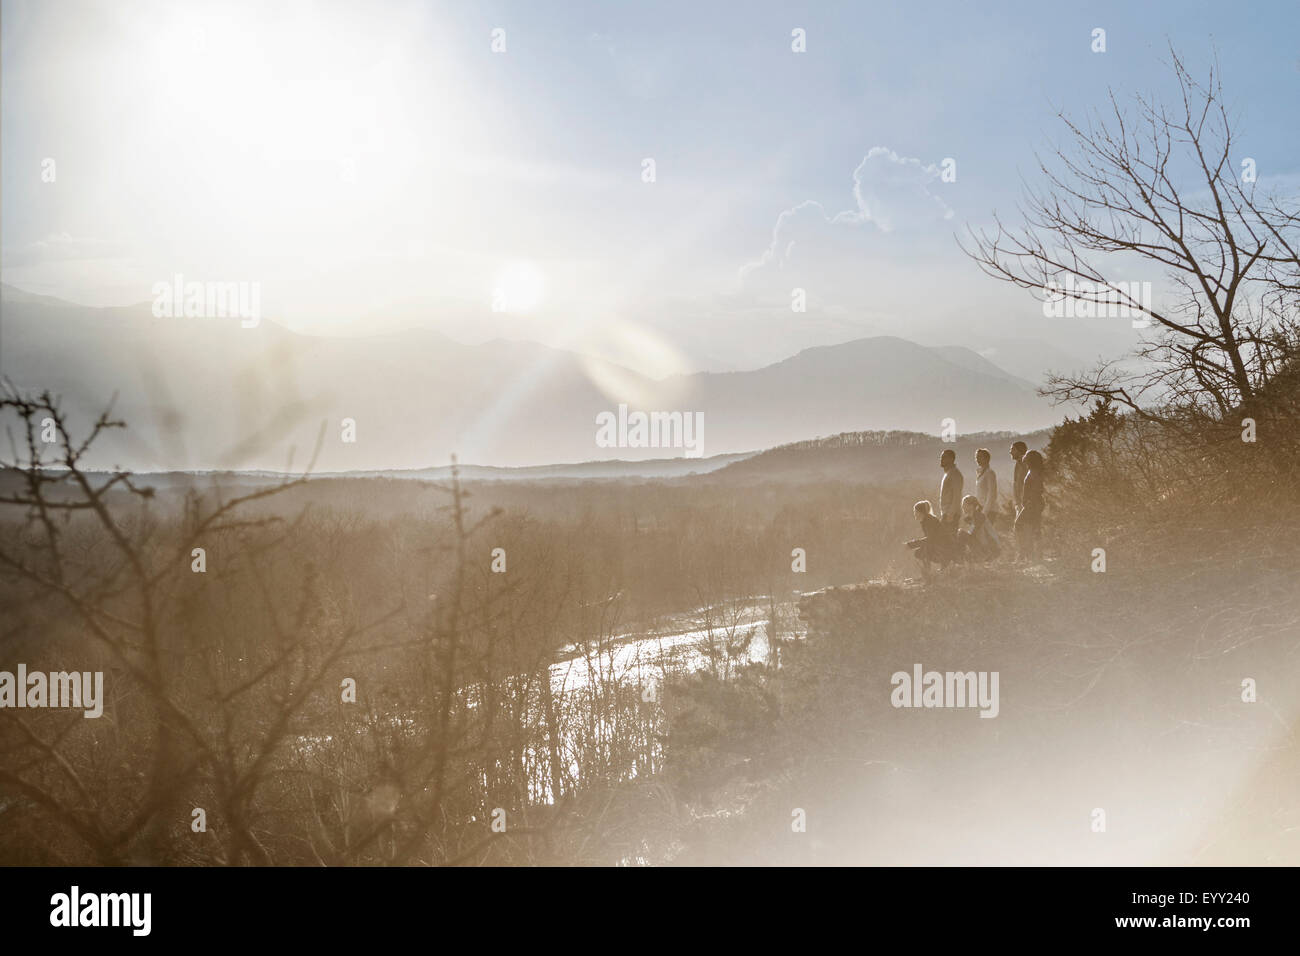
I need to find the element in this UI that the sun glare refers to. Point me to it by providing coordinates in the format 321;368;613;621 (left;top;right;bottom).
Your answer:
493;260;546;313
128;0;464;286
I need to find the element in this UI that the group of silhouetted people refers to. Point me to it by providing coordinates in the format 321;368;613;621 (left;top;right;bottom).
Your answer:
905;441;1046;579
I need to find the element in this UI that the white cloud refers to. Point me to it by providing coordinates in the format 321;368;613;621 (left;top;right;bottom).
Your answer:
6;233;122;266
738;199;835;282
848;147;954;232
739;147;955;284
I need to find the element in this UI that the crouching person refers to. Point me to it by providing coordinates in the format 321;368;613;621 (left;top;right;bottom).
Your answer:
906;500;955;580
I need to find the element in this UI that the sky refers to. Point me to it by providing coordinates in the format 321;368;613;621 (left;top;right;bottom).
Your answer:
3;0;1299;378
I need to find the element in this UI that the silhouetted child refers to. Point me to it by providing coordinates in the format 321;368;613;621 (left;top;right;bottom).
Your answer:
956;494;1001;562
906;500;955;579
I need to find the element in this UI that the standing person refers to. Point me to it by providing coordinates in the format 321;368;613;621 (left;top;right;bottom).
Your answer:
1015;450;1046;562
938;448;964;539
1009;441;1029;520
975;448;998;523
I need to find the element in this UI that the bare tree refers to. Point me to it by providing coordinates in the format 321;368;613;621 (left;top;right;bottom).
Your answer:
0;385;387;864
962;47;1300;424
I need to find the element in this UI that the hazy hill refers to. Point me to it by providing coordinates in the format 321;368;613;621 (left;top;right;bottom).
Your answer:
100;453;756;492
706;428;1054;485
1;284;1061;471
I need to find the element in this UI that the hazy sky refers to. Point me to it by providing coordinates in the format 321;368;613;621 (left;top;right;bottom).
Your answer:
3;0;1298;376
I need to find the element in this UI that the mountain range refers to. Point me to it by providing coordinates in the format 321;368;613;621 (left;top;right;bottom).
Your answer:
0;283;1063;471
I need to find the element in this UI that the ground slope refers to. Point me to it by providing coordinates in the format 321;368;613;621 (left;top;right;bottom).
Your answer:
665;513;1300;865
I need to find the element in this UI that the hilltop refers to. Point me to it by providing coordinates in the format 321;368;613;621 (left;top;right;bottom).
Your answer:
705;427;1053;484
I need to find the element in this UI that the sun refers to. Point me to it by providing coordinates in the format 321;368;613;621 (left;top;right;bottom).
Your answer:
492;261;547;313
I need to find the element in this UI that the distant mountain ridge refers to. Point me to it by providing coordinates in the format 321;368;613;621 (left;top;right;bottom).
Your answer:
706;427;1054;485
0;284;1062;471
